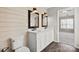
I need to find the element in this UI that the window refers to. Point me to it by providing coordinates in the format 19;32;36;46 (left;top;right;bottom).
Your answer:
59;16;74;32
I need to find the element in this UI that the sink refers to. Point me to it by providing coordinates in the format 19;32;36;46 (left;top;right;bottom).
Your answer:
28;29;48;33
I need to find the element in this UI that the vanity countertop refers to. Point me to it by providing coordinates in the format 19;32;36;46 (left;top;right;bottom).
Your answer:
27;28;53;33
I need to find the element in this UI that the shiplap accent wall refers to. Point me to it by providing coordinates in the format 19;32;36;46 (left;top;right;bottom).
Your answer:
0;7;46;50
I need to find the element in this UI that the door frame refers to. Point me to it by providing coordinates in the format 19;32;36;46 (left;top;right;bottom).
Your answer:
57;8;75;46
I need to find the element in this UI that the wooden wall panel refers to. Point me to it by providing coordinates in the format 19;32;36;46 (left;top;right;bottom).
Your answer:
0;7;28;50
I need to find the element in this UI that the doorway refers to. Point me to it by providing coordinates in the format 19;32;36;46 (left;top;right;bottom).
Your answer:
58;8;75;46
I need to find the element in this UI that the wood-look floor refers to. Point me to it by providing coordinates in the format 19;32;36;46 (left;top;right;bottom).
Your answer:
42;42;79;52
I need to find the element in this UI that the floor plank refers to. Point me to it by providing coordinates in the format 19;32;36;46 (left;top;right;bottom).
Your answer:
42;42;79;52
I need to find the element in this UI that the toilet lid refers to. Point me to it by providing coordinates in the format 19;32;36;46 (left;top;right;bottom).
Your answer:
15;47;30;52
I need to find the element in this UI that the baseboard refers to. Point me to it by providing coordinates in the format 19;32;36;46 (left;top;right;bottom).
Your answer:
74;44;79;49
41;41;55;52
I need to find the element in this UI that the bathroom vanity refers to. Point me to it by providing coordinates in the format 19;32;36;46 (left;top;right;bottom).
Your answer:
28;29;54;52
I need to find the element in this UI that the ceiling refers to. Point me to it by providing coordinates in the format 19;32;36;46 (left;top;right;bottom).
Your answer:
59;8;74;17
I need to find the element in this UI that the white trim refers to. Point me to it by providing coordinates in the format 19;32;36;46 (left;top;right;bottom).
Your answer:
56;9;59;42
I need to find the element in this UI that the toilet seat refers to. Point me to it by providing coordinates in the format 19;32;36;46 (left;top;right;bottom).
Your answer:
15;47;30;52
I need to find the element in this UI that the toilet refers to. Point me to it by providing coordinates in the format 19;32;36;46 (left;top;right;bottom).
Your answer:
15;47;30;52
10;36;30;52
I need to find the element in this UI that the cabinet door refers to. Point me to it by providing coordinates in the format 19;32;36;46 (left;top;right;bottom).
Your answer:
37;39;41;52
37;33;42;52
45;31;49;46
38;32;46;51
42;33;46;50
47;30;53;44
45;30;54;47
45;31;50;47
49;30;54;43
28;32;37;52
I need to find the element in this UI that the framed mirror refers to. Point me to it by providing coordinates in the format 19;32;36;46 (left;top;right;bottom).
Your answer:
28;10;39;28
41;13;48;27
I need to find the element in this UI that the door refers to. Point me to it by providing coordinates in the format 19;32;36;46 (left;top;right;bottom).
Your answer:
58;8;75;46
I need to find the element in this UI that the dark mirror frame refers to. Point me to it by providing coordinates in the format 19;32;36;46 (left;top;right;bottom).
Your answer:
28;10;39;28
41;14;48;27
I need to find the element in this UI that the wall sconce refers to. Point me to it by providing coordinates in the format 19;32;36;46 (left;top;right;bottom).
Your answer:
32;8;38;13
44;13;48;16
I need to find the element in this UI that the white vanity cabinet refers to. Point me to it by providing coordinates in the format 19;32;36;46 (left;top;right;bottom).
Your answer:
28;29;54;52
